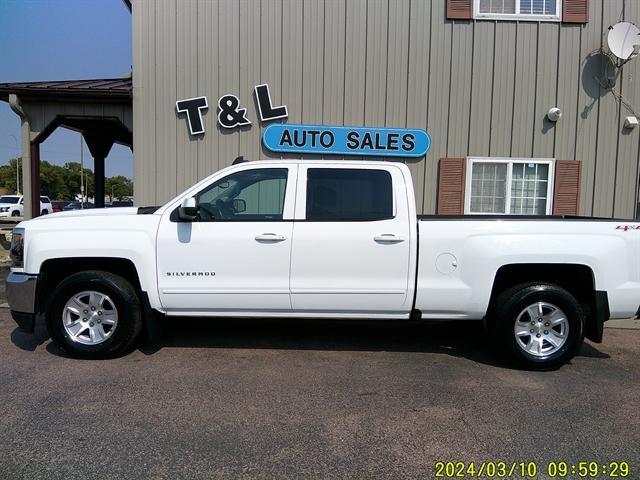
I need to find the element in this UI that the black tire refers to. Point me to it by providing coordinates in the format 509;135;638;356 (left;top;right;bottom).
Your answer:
40;209;47;215
11;210;19;217
492;283;585;370
46;270;143;359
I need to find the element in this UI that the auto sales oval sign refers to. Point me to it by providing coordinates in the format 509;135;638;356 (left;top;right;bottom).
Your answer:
263;124;431;158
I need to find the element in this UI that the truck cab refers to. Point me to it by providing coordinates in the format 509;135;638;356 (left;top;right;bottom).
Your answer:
158;161;415;317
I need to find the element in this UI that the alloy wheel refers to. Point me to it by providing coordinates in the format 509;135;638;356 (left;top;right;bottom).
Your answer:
62;290;118;345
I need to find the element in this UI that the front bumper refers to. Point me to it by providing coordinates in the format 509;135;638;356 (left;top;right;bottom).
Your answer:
6;272;37;333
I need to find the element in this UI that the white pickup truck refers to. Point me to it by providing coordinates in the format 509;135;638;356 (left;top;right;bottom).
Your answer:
7;160;640;369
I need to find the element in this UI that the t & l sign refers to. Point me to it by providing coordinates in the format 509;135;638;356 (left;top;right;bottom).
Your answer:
176;83;431;158
176;84;287;135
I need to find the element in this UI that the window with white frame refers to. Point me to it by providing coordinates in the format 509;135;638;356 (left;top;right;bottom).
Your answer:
465;158;555;215
474;0;561;21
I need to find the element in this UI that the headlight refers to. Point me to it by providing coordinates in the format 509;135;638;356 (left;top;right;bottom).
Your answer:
10;228;24;268
0;207;8;212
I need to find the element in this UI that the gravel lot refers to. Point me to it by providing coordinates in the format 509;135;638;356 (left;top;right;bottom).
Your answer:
0;309;638;480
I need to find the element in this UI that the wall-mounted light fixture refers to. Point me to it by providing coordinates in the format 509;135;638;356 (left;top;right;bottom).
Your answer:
547;107;562;122
624;116;638;129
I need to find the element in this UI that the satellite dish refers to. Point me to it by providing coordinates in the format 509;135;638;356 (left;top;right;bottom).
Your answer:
607;22;640;61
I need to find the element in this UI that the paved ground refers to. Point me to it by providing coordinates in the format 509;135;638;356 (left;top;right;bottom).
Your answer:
0;309;638;480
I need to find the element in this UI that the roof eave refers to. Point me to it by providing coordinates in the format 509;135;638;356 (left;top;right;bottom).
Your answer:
0;89;132;101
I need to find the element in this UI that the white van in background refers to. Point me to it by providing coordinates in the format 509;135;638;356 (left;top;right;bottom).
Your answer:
0;195;53;217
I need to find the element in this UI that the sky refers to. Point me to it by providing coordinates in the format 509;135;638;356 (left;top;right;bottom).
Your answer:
0;0;133;178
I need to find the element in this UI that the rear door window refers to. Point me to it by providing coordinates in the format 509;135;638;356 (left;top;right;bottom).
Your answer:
306;168;393;221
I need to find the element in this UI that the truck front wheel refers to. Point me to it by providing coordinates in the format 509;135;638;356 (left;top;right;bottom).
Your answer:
46;270;142;358
493;283;585;370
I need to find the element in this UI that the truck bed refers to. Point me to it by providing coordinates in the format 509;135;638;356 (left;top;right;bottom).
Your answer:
415;216;640;320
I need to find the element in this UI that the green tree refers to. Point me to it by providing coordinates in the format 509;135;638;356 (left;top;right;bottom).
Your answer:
0;158;20;194
0;158;132;201
63;162;94;199
105;175;133;201
40;160;70;199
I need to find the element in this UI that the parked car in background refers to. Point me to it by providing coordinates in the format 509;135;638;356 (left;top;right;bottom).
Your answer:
107;200;134;208
62;202;94;211
0;195;52;217
51;201;71;213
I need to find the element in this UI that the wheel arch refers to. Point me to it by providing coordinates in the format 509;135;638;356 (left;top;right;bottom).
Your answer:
36;257;143;314
487;263;607;343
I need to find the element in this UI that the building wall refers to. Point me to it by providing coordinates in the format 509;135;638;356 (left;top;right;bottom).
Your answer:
133;0;640;218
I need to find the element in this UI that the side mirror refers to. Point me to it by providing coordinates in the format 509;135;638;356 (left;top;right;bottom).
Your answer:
177;197;198;221
233;198;246;213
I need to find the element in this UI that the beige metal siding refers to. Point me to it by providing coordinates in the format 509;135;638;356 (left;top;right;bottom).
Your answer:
575;0;602;214
447;20;472;158
196;0;219;180
469;21;493;156
425;0;452;214
533;23;559;159
239;0;261;161
133;0;640;218
404;0;430;211
176;0;199;191
489;22;516;156
511;23;537;158
554;24;581;161
593;0;624;217
615;0;640;218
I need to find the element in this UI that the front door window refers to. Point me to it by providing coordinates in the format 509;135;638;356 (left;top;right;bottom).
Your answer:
195;168;288;221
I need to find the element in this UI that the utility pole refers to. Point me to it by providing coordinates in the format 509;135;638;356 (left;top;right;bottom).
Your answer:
80;135;84;208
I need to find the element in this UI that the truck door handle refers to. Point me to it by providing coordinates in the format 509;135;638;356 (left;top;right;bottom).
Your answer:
373;234;405;243
255;233;286;242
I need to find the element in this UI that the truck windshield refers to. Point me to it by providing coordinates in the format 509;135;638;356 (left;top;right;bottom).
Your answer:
0;196;19;203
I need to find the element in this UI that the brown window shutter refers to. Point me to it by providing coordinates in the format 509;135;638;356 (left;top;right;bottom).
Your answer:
553;160;582;216
562;0;589;23
447;0;472;20
437;158;466;215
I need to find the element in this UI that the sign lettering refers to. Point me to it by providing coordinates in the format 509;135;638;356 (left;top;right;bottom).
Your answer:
263;124;431;158
217;94;251;129
175;96;208;135
176;83;289;134
254;84;288;122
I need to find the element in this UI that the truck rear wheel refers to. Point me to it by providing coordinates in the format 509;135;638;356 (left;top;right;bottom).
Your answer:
46;270;142;358
493;283;585;370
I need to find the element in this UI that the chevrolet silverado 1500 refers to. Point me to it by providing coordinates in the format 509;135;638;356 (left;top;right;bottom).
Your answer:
6;160;640;368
